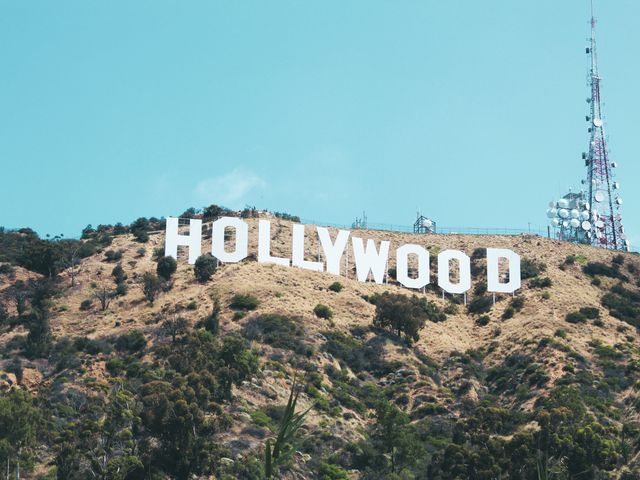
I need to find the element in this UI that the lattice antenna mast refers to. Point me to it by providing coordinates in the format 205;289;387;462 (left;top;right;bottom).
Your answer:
584;0;628;250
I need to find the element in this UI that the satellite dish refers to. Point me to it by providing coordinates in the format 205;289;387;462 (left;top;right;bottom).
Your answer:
587;231;592;239
596;230;604;239
580;211;590;221
558;199;570;208
584;202;591;210
595;220;605;228
551;218;560;227
581;220;592;231
595;191;605;202
612;162;618;168
613;182;620;189
422;219;433;228
570;209;580;219
546;208;558;218
593;118;603;127
562;220;570;228
548;201;556;208
570;218;580;228
620;233;627;240
616;197;623;205
558;208;570;219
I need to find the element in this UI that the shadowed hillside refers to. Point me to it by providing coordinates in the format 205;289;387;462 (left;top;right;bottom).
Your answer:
1;212;640;479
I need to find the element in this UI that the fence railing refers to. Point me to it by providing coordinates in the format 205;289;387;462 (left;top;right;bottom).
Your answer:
300;217;638;253
300;218;550;238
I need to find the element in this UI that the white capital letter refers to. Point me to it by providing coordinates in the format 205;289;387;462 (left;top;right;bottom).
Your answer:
164;217;202;265
437;250;471;294
352;237;390;284
258;220;290;267
211;217;248;263
396;244;430;289
487;248;521;293
292;224;323;272
317;227;350;275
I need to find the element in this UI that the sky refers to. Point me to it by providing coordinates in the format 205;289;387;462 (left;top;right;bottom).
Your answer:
1;0;638;249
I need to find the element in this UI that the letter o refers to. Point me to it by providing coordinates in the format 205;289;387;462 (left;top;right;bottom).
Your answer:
396;244;430;289
437;250;471;294
211;217;248;263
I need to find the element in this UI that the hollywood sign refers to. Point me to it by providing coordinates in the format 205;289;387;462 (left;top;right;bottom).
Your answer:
164;217;521;294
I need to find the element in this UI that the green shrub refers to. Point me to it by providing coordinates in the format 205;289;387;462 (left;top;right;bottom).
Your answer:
444;303;459;315
529;277;552;289
79;299;93;311
115;329;147;353
314;304;333;320
554;329;567;339
476;315;490;326
104;250;122;262
186;300;198;310
502;307;515;320
133;229;149;243
612;254;624;266
583;262;626;280
579;307;600;319
156;255;177;280
243;314;306;353
328;281;343;293
111;264;127;284
474;281;488;296
0;264;15;275
194;254;217;282
510;296;525;311
468;295;492;315
565;312;587;324
521;258;546;279
601;284;640;328
230;294;260;311
115;282;128;296
317;462;349;480
142;272;162;304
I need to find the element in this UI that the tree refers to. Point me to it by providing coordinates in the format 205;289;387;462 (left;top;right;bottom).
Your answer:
93;285;114;311
202;204;230;221
203;296;221;335
156;255;177;281
194;254;217;283
9;280;30;316
162;315;189;343
0;389;40;479
25;281;54;358
59;240;83;287
84;384;144;480
368;400;422;475
142;272;162;304
371;292;445;342
216;335;260;399
111;264;127;284
17;238;64;278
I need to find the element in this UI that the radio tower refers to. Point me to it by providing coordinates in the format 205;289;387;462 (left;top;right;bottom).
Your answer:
583;0;628;251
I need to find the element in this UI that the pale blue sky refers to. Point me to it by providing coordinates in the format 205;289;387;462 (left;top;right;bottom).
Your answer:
1;1;638;248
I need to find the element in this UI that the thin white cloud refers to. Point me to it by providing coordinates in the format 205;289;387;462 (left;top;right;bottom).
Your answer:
195;168;266;208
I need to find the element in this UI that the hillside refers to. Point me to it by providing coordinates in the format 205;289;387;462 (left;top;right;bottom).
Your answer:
1;214;640;479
